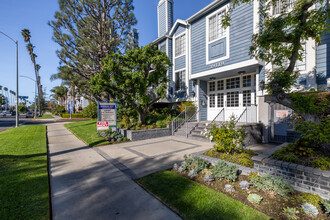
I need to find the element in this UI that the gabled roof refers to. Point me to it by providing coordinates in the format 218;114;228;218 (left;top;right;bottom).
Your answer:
168;19;187;37
187;0;227;22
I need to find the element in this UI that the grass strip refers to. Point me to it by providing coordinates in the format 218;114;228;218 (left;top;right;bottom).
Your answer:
38;114;54;119
137;170;271;220
0;125;49;219
64;119;109;147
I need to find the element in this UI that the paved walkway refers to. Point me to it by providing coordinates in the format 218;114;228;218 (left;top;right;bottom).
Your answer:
48;122;181;220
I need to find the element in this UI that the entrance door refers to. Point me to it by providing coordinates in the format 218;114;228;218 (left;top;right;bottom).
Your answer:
207;74;256;122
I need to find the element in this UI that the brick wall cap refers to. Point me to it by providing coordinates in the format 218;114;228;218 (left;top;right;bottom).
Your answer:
252;156;264;162
312;168;322;176
304;166;314;173
275;160;283;166
322;170;330;178
289;163;298;169
297;165;305;171
282;162;290;168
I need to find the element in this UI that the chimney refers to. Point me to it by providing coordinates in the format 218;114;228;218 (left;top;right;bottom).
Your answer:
157;0;174;37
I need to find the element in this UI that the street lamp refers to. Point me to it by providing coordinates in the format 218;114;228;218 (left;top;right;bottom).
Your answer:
20;75;37;119
0;31;19;127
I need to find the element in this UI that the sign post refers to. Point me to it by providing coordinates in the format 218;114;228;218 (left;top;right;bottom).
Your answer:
97;100;117;136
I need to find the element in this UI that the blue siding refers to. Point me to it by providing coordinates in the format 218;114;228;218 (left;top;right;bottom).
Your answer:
199;80;208;121
316;32;330;85
209;38;226;61
175;55;186;70
191;2;254;75
174;24;186;36
167;1;173;31
158;2;166;36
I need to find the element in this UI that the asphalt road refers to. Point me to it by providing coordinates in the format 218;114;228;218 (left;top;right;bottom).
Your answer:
0;114;33;132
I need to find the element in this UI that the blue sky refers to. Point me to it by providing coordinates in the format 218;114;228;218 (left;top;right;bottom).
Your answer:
0;0;213;104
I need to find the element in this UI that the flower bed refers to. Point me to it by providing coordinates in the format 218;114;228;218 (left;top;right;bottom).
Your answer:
173;155;330;219
203;149;257;168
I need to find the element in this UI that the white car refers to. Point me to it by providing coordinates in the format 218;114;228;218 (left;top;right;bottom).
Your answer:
0;111;7;117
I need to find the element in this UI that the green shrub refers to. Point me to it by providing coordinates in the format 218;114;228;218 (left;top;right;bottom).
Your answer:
282;207;299;220
179;155;209;173
312;157;330;170
156;120;167;128
321;199;330;215
248;172;260;181
61;113;85;118
211;161;238;182
247;194;263;204
177;101;196;113
100;129;128;142
52;105;65;115
250;174;294;198
206;116;246;154
82;103;97;118
298;193;323;208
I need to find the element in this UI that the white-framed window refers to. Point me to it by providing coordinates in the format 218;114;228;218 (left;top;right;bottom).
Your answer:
226;77;240;89
273;0;297;15
175;34;186;57
175;70;186;91
209;81;216;92
209;94;216;108
227;91;239;107
217;93;224;107
208;9;226;42
243;75;252;87
243;90;251;107
217;80;224;90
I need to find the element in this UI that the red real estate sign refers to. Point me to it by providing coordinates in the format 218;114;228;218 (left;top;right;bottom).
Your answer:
97;121;109;130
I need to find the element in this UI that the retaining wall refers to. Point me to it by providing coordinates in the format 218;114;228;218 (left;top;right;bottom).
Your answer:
119;128;170;141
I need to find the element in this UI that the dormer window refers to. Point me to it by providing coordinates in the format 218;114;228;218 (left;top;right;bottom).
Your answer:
175;34;186;57
208;9;226;42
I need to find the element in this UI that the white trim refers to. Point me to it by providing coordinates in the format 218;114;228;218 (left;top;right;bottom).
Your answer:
205;5;230;65
187;0;226;22
191;59;261;79
185;28;189;90
253;0;259;34
169;19;187;36
174;32;186;58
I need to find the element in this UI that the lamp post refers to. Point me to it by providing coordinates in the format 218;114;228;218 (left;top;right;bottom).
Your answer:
0;31;19;127
19;75;37;119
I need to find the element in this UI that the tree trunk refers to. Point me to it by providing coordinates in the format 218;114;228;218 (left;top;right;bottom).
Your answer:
137;109;147;124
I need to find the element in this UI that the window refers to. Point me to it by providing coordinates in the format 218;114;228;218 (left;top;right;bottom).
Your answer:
227;91;239;107
209;81;215;92
175;70;186;91
273;0;297;15
226;77;240;89
243;90;251;107
175;34;186;57
160;44;166;52
217;93;224;107
209;94;215;108
209;10;226;42
243;75;252;87
217;80;224;90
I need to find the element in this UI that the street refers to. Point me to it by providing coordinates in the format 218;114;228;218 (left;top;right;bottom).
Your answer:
0;114;32;132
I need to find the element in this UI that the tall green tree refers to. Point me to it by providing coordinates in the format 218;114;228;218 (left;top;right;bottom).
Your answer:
90;45;171;124
49;0;137;97
222;0;330;122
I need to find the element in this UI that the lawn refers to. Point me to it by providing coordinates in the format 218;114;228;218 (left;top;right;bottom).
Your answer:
38;114;54;119
137;170;270;220
65;119;109;147
0;125;49;219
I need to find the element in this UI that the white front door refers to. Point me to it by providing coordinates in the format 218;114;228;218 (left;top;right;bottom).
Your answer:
207;74;256;122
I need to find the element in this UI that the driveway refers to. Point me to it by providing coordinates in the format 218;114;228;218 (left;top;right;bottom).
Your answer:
95;136;213;178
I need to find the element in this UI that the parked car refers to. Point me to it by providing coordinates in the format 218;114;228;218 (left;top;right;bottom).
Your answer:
0;111;7;117
11;111;16;116
26;112;34;118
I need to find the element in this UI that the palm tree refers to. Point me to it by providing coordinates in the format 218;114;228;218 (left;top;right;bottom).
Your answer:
3;87;8;110
21;29;31;42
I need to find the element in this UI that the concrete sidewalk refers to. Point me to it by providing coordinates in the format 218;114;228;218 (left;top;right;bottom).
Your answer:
48;122;181;220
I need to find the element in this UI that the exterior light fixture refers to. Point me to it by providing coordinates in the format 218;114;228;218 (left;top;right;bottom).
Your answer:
210;77;216;80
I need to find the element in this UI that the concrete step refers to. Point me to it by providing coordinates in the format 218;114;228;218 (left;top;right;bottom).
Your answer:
188;134;210;142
